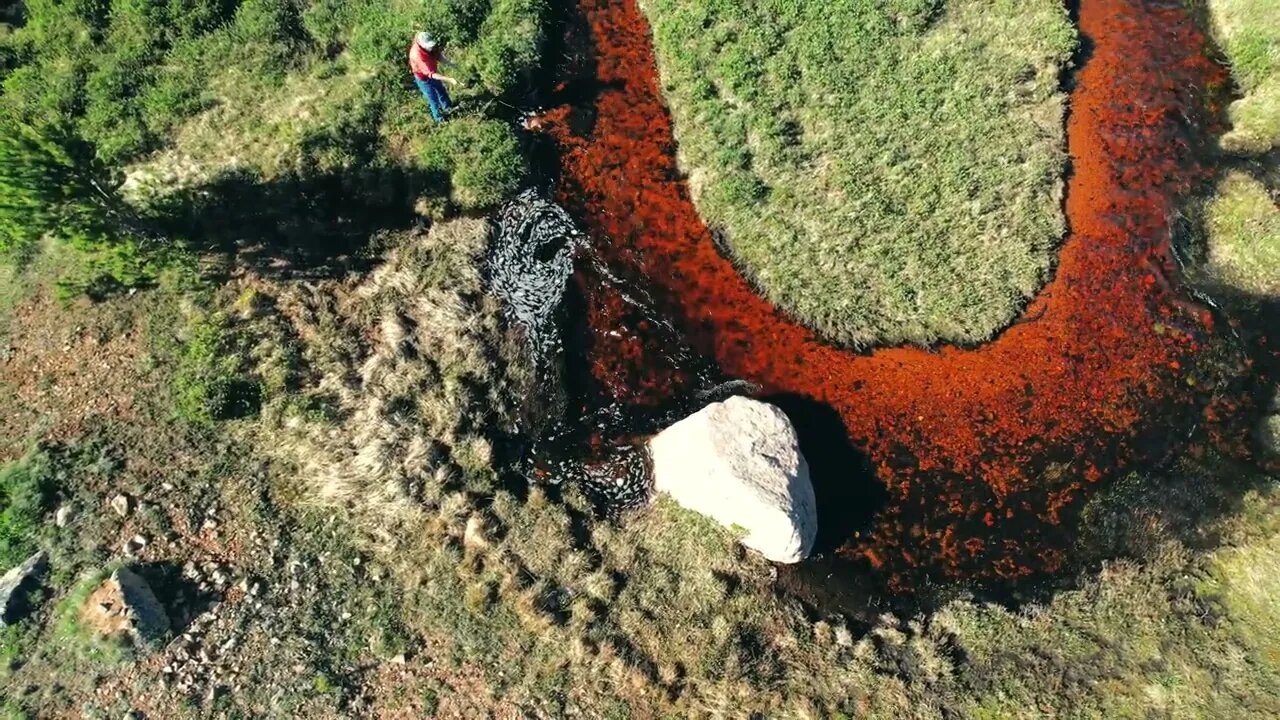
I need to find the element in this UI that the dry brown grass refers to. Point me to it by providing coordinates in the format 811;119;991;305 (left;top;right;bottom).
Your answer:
265;218;529;511
233;220;1280;717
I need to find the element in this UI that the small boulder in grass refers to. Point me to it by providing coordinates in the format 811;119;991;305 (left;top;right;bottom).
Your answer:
81;567;171;651
647;396;817;563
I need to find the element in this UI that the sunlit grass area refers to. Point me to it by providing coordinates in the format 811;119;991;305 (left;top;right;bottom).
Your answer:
639;0;1076;347
1203;0;1280;153
1199;171;1280;296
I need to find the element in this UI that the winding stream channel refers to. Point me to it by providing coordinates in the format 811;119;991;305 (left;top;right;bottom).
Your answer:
532;0;1251;594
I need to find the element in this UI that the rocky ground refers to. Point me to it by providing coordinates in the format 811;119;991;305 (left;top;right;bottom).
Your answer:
0;276;523;718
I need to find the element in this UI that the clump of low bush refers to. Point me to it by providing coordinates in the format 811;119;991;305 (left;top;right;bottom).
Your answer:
416;117;527;210
0;120;167;297
0;449;54;569
172;309;263;427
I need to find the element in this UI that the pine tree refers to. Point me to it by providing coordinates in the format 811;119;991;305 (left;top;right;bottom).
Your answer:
0;119;122;263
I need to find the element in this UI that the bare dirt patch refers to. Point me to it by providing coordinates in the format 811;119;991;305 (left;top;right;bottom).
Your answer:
0;290;158;457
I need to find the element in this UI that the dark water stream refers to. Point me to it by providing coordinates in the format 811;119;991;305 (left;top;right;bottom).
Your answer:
492;0;1267;605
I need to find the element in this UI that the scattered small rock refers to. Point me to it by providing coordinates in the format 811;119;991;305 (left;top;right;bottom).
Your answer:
110;494;132;518
123;535;149;556
0;551;49;626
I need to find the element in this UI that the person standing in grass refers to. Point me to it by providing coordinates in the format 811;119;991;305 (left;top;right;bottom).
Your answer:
409;32;460;123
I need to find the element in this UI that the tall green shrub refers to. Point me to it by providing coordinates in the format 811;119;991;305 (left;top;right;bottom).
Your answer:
0;120;117;260
0;120;170;296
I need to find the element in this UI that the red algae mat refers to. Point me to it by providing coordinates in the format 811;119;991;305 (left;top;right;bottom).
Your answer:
543;0;1232;589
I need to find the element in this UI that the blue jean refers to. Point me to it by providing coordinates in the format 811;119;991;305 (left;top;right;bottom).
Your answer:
414;77;451;122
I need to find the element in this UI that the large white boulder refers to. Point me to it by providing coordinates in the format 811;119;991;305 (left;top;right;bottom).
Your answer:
647;396;817;563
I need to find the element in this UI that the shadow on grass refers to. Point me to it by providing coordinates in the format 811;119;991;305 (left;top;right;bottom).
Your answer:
149;164;450;280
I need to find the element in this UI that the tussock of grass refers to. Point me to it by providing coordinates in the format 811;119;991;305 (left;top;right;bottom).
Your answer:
639;0;1076;347
1204;0;1280;154
1199;171;1280;296
270;218;529;508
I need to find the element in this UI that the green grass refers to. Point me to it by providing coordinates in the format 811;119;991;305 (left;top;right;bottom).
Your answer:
0;0;550;296
1199;171;1280;296
639;0;1076;347
1204;0;1280;153
0;449;53;568
0;0;547;167
172;309;264;427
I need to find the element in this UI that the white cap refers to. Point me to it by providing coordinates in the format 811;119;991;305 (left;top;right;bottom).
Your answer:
415;32;436;50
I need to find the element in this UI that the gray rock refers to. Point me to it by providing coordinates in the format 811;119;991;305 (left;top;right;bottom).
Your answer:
116;567;171;648
111;494;131;518
123;535;148;556
83;568;171;650
54;505;74;527
647;396;817;563
0;551;49;625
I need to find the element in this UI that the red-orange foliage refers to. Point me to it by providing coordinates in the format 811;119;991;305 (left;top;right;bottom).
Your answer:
542;0;1237;590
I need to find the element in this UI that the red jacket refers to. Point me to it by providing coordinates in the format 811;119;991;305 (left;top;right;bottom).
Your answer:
409;43;440;80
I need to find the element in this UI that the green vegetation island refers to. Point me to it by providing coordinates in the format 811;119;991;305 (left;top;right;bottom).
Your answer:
0;0;1276;717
